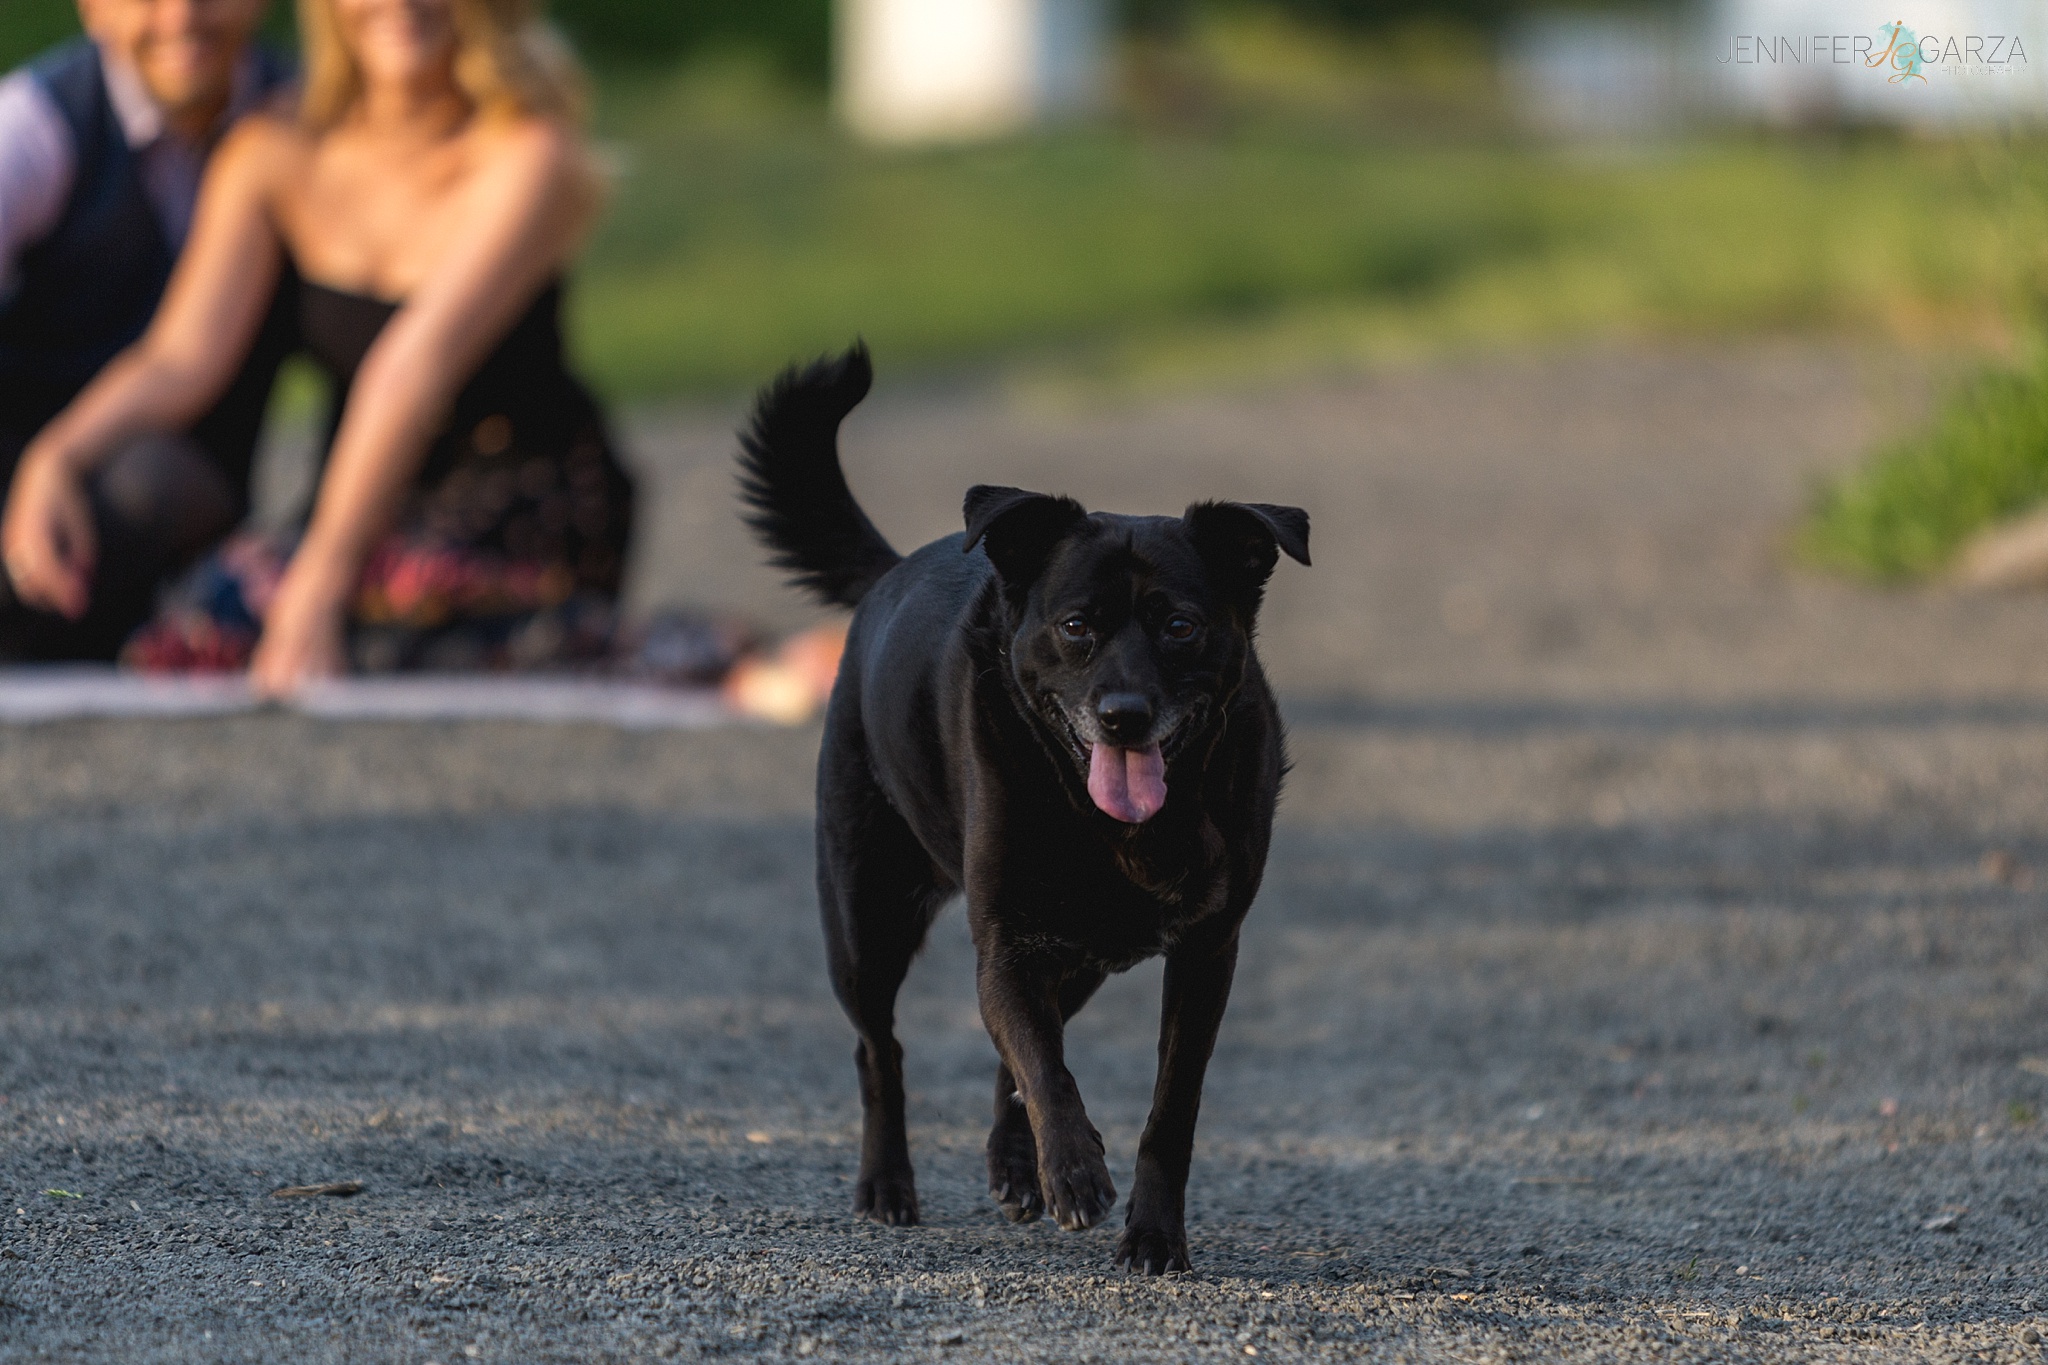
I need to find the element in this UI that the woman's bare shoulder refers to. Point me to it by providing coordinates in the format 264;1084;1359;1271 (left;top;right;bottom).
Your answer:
470;115;589;184
212;109;318;185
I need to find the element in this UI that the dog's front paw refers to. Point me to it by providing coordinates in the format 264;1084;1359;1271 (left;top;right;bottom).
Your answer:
1115;1221;1191;1275
853;1168;920;1226
986;1109;1044;1223
1037;1123;1116;1231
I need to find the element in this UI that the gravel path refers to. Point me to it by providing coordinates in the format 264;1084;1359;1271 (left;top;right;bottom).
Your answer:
4;345;2047;1363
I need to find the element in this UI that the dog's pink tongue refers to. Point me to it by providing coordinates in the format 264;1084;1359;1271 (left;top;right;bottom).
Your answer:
1087;743;1167;823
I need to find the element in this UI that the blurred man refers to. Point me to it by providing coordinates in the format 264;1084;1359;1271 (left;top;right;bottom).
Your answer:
0;0;291;659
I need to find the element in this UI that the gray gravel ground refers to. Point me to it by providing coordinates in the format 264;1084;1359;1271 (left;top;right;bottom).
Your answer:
5;344;2048;1363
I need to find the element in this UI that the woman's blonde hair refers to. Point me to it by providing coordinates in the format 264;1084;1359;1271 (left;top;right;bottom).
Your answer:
296;0;589;130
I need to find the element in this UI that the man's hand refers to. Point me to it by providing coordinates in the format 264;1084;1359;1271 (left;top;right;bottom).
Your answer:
1;446;97;619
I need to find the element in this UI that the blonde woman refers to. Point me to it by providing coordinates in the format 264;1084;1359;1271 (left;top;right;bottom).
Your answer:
1;0;634;691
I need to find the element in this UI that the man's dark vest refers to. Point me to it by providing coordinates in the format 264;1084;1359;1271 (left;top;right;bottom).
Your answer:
0;39;293;466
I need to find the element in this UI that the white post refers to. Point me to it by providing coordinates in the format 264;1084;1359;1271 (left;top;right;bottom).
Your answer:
838;0;1108;143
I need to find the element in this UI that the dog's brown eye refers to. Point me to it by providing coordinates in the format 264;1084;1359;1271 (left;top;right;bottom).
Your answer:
1163;616;1199;641
1059;617;1091;641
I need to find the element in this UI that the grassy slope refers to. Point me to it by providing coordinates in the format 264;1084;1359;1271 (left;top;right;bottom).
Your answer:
570;65;2044;402
1802;353;2048;580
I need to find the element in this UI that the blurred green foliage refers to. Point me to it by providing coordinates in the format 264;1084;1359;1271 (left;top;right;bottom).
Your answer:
0;0;1678;86
0;0;826;78
1799;133;2048;579
0;0;79;70
1803;356;2048;580
552;0;831;84
0;0;300;70
1126;0;1614;33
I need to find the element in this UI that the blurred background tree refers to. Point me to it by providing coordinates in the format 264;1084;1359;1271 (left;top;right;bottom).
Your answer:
548;0;833;84
0;0;82;68
0;0;839;75
2;0;1668;82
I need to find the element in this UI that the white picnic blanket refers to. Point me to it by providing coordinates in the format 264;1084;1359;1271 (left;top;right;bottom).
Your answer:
0;666;739;729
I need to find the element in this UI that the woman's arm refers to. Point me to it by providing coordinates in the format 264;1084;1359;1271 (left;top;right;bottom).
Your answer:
250;120;596;692
0;117;292;618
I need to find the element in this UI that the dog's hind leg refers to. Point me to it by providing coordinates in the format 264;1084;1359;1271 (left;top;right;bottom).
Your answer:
818;736;944;1227
987;967;1105;1223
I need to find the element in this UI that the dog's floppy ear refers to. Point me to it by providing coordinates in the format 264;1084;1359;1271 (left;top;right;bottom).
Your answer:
963;485;1089;589
1183;501;1311;601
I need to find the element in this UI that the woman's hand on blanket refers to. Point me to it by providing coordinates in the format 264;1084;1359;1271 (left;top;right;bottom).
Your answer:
1;444;97;619
250;555;349;695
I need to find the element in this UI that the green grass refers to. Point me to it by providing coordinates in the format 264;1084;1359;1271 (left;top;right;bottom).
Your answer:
1802;350;2048;579
570;60;2048;402
576;58;2048;569
575;61;1547;395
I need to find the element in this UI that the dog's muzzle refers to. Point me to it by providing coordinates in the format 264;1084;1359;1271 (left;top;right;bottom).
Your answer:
1062;698;1194;825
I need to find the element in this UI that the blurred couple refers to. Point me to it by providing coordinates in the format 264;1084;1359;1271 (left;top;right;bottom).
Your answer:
0;0;635;692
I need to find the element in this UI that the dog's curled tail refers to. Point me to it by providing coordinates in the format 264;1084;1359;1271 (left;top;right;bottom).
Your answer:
737;342;900;609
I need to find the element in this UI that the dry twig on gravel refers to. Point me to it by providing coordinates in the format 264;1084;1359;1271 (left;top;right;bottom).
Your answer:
268;1181;363;1199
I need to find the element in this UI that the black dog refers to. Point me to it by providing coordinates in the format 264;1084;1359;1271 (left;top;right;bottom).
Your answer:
737;344;1309;1274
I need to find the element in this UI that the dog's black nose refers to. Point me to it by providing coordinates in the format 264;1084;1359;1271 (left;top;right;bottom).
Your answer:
1094;692;1155;745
